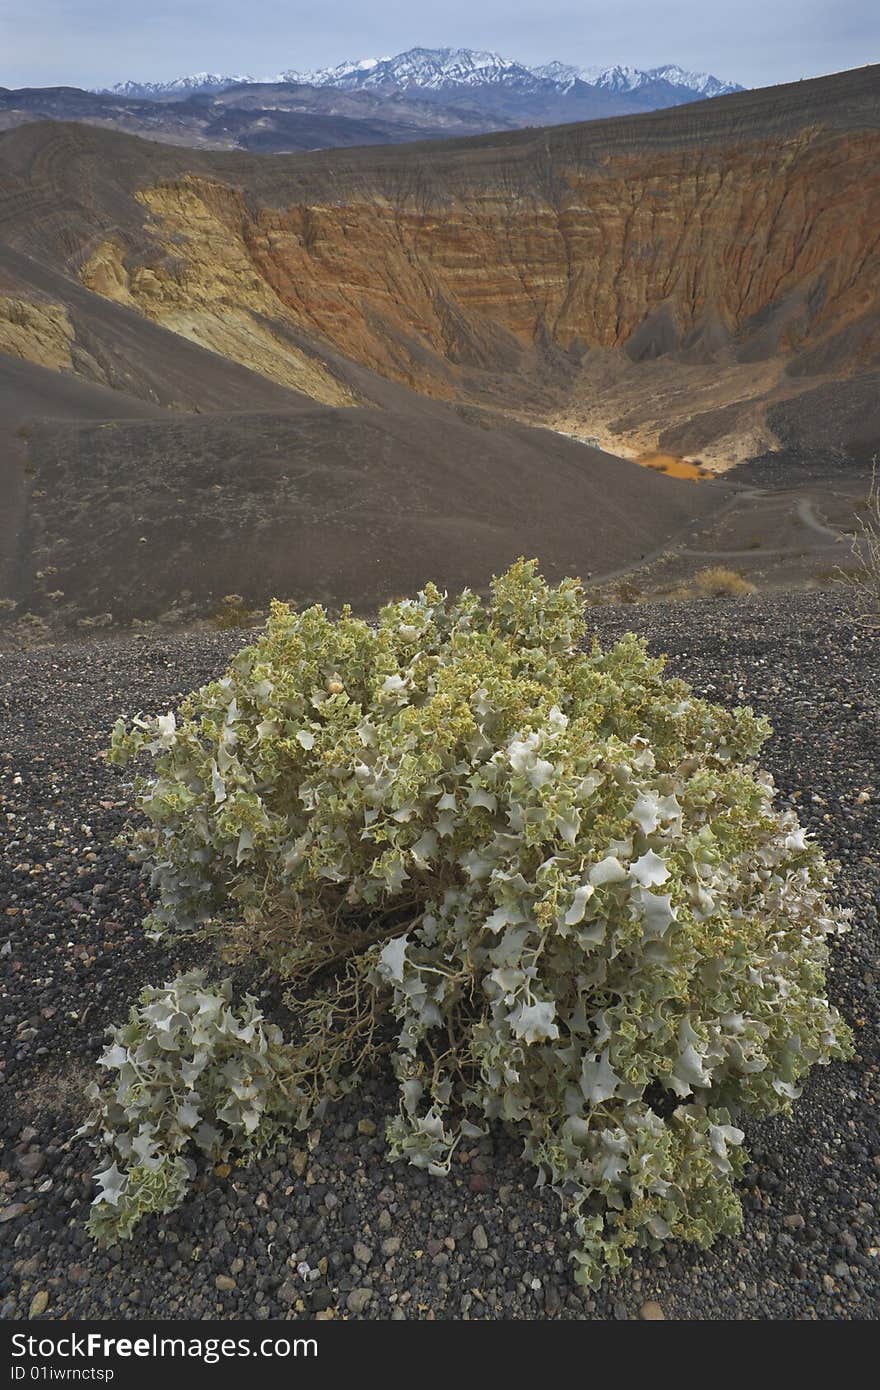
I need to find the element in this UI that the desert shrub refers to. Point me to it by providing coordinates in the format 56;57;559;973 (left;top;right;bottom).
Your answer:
212;593;252;629
76;612;114;629
98;560;851;1282
79;973;299;1241
693;567;756;598
9;612;51;648
614;578;641;604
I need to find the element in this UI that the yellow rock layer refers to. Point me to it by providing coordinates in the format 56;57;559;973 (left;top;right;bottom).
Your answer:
81;188;356;407
0;296;74;370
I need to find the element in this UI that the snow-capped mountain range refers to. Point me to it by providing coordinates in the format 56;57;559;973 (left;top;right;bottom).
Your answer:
539;61;739;99
101;47;743;102
107;72;259;99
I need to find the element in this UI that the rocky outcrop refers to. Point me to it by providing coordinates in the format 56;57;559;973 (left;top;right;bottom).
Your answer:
0;294;73;369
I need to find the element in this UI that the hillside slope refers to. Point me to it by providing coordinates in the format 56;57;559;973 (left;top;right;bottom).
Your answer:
0;350;720;625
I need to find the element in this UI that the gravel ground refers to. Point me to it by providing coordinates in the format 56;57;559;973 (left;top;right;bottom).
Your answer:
728;449;872;488
0;592;877;1322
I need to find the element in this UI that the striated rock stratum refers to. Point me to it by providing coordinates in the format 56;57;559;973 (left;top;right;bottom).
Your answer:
2;67;879;458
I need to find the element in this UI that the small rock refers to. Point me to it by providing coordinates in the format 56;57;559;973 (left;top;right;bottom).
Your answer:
215;1275;236;1292
357;1118;377;1137
0;1203;27;1224
381;1236;401;1257
18;1151;45;1181
783;1214;805;1230
472;1223;489;1251
346;1288;372;1315
353;1242;372;1266
29;1291;49;1318
639;1301;665;1320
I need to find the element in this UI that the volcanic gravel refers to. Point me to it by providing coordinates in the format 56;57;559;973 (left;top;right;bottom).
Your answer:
729;448;873;489
0;592;877;1322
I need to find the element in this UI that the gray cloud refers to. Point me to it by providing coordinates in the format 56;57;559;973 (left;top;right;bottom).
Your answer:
1;0;877;90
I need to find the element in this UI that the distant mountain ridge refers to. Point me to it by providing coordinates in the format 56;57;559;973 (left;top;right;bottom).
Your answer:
100;45;743;103
0;45;747;160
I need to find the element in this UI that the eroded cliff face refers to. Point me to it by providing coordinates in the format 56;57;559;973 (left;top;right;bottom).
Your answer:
3;69;879;461
74;123;880;459
80;196;357;407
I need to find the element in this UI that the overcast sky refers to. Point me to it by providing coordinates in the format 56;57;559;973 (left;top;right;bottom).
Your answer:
2;0;877;90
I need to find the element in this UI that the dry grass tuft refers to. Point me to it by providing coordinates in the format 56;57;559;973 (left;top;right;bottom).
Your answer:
212;593;253;629
839;462;880;615
24;1060;94;1124
693;567;757;598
